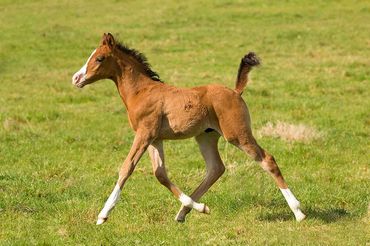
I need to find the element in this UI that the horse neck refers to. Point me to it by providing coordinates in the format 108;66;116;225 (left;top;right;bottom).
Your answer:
113;57;156;110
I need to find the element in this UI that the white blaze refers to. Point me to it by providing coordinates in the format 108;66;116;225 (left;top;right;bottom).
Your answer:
72;49;96;85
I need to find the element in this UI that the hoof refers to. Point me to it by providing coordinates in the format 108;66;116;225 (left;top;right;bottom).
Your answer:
203;205;210;214
96;217;107;225
175;216;186;223
175;211;186;223
294;210;306;222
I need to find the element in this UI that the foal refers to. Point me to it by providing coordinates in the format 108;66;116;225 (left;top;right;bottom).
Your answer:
72;33;306;225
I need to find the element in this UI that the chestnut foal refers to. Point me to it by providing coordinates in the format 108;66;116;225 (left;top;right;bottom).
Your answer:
72;33;306;225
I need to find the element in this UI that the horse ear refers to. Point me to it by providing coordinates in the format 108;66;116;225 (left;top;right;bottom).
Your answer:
100;33;107;45
100;32;116;49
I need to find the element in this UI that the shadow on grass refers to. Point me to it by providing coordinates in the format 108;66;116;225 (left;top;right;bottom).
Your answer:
257;206;350;223
221;194;350;223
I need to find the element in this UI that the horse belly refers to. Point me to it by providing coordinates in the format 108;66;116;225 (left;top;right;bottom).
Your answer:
159;104;209;139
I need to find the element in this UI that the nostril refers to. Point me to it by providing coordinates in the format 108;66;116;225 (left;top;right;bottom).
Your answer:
72;73;80;84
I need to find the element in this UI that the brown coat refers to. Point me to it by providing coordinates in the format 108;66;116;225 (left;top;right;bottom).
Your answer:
72;33;305;224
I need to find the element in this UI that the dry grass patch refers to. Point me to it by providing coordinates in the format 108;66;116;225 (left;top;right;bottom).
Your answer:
2;117;28;131
258;121;323;143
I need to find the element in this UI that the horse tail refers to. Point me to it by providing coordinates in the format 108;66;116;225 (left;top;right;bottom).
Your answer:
235;52;260;95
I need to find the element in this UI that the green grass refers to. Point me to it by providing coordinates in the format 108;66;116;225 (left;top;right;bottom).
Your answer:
1;0;369;245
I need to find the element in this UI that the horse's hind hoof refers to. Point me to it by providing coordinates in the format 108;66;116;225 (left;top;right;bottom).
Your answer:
203;205;210;214
175;211;186;223
175;217;186;223
294;209;306;222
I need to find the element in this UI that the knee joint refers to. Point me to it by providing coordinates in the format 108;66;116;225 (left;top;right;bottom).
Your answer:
217;165;226;176
154;170;169;185
206;165;225;180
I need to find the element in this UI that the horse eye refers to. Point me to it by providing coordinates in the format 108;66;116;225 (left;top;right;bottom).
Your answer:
96;56;105;63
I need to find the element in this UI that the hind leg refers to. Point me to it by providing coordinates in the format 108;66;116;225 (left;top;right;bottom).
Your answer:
238;137;306;221
175;131;225;222
148;140;210;215
213;86;305;221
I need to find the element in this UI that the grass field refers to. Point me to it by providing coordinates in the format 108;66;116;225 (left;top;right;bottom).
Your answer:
1;0;369;245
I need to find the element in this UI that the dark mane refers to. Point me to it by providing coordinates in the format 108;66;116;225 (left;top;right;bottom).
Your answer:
116;42;162;82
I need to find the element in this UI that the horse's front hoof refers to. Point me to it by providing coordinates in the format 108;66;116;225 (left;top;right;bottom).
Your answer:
96;217;107;225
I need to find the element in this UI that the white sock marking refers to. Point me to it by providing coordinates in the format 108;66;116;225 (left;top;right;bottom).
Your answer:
72;49;96;85
179;193;205;213
98;184;121;220
280;188;300;208
280;188;306;221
